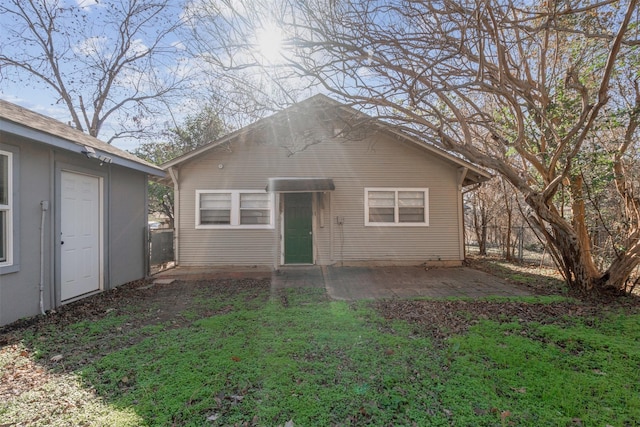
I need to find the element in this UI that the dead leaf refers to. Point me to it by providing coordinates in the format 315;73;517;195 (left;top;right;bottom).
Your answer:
50;354;63;362
501;410;511;420
284;420;294;427
206;413;220;421
231;356;241;362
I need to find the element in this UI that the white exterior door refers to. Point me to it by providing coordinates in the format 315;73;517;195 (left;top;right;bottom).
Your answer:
60;171;102;301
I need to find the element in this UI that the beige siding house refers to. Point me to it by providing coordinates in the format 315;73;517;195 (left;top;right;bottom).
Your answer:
162;95;490;269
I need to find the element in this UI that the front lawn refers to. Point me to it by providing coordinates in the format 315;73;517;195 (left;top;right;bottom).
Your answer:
1;267;639;426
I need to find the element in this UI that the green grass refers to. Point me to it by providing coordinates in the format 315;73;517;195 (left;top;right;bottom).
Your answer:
79;289;446;425
443;315;640;426
2;286;639;426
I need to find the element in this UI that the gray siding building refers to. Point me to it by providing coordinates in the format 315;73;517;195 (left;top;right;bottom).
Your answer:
0;100;163;326
163;95;490;269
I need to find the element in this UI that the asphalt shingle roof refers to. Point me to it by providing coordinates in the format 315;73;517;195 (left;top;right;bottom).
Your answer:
0;99;162;175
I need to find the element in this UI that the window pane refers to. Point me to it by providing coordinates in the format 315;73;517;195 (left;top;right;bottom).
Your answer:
200;209;231;224
369;207;395;222
0;154;7;206
0;211;5;262
240;209;270;225
399;207;425;222
399;191;425;222
240;193;270;225
368;191;395;207
240;193;269;209
398;191;424;207
200;193;231;209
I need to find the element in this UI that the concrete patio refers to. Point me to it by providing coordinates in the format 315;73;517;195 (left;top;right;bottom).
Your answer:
155;265;531;300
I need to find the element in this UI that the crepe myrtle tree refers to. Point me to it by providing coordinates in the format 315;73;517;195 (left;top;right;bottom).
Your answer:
0;0;188;142
188;0;640;294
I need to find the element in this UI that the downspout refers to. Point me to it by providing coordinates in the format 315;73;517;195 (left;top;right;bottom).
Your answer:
168;167;179;266
39;200;49;315
457;168;468;262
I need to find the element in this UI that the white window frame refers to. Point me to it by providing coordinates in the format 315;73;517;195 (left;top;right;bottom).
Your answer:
0;150;13;267
196;190;274;229
364;187;429;227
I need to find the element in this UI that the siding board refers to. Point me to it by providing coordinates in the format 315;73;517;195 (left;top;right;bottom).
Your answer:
176;119;466;267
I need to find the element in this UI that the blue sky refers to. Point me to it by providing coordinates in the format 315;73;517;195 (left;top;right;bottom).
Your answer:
0;0;192;152
0;0;329;152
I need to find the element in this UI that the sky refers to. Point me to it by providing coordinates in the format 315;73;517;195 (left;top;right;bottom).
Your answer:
0;0;324;153
0;0;193;153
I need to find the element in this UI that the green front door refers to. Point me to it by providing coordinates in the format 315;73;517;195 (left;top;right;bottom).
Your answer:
284;193;313;264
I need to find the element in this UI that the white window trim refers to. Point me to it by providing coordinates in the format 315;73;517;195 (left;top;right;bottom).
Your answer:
196;189;274;229
0;150;13;267
364;187;429;227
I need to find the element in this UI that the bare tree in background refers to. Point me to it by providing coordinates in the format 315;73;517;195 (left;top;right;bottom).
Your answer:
187;0;640;294
0;0;188;142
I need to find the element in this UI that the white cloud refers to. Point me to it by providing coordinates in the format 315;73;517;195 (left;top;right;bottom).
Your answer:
73;36;108;57
171;41;186;50
128;39;150;56
183;0;250;23
74;0;100;10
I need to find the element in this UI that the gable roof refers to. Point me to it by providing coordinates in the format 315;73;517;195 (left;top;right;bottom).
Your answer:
0;99;163;177
161;94;491;186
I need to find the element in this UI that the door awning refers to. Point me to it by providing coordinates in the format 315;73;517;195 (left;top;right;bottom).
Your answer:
266;177;335;192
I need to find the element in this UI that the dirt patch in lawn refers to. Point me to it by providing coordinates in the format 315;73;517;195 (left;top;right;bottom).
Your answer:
374;294;640;343
1;278;270;337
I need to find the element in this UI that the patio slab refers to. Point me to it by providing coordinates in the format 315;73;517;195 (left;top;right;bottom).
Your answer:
322;266;531;300
154;264;532;300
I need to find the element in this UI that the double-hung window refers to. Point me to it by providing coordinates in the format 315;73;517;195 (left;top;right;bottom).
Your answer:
365;188;429;226
0;150;12;266
197;190;273;228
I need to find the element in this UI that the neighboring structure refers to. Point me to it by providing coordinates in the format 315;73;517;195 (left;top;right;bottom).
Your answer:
162;95;491;270
0;99;163;326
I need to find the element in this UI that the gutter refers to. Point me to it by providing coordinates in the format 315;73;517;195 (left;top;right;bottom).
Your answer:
39;200;49;315
168;166;179;266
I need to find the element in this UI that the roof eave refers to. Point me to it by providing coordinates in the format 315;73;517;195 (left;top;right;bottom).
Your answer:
1;119;164;177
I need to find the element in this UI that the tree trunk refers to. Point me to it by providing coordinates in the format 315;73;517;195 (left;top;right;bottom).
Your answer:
472;201;489;255
569;175;601;285
526;190;639;294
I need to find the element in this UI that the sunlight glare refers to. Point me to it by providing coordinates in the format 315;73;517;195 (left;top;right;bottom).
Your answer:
255;24;284;64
